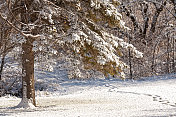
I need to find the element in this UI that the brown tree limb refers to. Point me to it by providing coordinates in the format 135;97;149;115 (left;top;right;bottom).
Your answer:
150;1;167;33
121;5;142;33
140;2;149;38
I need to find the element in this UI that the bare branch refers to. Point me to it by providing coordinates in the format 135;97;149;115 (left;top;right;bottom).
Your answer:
150;0;167;33
121;4;142;32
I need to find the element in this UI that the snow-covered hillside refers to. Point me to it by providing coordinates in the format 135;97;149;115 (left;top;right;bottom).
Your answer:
0;73;176;117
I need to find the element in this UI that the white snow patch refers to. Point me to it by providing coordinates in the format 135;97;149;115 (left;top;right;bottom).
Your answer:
0;73;176;117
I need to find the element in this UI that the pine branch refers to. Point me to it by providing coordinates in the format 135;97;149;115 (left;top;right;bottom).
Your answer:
0;12;42;39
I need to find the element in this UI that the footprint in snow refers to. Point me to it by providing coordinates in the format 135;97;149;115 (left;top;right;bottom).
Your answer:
151;95;176;107
106;85;176;108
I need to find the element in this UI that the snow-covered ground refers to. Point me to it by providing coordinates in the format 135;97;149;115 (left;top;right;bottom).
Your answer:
0;73;176;117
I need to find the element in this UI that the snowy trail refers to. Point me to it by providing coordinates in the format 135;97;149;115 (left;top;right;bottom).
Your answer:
0;74;176;117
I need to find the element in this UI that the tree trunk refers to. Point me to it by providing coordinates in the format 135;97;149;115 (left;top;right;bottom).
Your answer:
17;0;36;107
172;36;175;72
150;1;166;34
0;54;5;81
166;35;170;74
128;31;133;79
21;38;36;106
141;2;149;38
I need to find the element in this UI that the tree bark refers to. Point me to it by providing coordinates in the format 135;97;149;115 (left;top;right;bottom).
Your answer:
21;38;36;106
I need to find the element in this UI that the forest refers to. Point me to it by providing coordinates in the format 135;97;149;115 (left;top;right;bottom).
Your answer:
0;0;175;113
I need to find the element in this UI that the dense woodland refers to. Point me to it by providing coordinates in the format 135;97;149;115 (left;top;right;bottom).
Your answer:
0;0;175;107
119;0;176;79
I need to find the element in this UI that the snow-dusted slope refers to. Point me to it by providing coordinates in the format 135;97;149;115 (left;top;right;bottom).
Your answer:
0;73;176;117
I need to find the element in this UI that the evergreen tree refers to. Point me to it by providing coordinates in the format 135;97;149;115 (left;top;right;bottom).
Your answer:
0;0;142;107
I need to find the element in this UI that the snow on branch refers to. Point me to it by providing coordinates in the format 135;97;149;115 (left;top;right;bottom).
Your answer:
44;0;143;77
0;12;43;39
